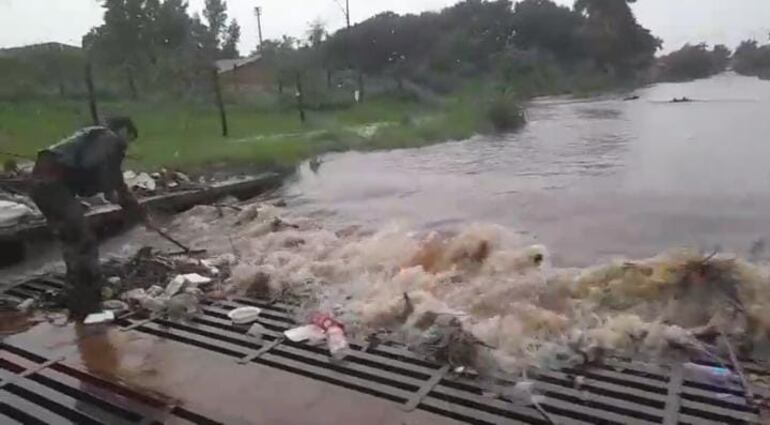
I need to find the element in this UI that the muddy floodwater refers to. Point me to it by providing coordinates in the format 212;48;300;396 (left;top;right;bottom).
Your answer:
285;73;770;266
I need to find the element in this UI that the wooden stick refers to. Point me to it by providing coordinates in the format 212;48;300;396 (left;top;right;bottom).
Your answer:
720;331;756;407
147;224;193;254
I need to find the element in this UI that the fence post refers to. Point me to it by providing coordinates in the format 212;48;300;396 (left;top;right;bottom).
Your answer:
85;61;99;125
212;67;229;137
357;70;365;103
295;72;306;123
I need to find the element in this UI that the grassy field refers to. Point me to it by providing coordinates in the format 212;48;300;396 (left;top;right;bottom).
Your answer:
0;93;495;172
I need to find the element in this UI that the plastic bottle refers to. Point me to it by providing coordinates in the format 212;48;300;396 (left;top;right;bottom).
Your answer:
327;326;349;360
311;313;349;360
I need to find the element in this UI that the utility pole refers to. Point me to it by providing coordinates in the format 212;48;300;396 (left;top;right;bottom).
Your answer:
333;0;350;29
345;0;350;28
254;6;264;52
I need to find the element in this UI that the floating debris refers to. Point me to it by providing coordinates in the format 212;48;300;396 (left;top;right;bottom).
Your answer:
84;311;115;325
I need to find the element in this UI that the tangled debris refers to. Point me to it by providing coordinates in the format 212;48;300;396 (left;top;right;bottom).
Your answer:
9;193;770;407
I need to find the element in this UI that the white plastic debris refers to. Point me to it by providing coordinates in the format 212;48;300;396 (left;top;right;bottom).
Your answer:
102;300;129;313
122;288;147;302
166;275;186;296
182;273;213;286
175;171;191;182
228;306;262;324
84;311;115;325
502;381;544;407
247;323;266;342
17;298;35;312
140;296;169;313
107;276;121;285
147;285;165;297
284;325;326;343
125;172;157;192
203;254;237;268
167;293;201;320
0;201;36;228
327;326;349;360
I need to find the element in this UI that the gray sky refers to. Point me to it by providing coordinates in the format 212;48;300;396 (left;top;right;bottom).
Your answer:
1;0;769;54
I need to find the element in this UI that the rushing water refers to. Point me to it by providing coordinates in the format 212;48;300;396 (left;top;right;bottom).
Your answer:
284;73;770;266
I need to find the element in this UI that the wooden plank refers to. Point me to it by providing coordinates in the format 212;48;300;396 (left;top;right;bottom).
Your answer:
0;173;283;242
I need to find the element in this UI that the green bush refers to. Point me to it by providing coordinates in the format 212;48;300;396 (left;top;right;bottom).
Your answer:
486;94;525;132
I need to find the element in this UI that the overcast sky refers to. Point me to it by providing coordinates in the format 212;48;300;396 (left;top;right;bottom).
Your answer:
1;0;769;54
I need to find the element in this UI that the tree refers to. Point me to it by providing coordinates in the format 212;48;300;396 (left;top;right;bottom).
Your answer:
574;0;660;74
733;39;770;79
306;19;327;50
511;0;586;62
656;43;732;82
203;0;228;53
155;0;192;50
84;0;158;98
221;20;241;58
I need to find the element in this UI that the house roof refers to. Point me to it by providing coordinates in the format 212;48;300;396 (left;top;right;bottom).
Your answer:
215;54;262;74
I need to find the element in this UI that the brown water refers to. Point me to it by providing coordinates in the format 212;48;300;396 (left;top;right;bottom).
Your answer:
284;73;770;266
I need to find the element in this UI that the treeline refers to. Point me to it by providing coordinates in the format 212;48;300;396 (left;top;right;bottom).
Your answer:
3;0;664;101
733;40;770;80
653;36;770;82
83;0;242;98
0;43;86;100
655;44;731;82
316;0;660;95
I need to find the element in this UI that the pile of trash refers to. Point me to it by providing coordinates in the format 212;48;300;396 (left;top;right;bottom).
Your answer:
123;169;199;197
79;248;238;323
182;199;770;384
10;193;770;396
0;197;40;228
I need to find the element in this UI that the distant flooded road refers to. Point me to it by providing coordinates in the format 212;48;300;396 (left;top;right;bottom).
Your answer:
284;73;770;266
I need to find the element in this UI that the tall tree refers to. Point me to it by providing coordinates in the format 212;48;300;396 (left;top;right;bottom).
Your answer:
306;19;327;49
203;0;228;52
574;0;660;74
511;0;586;62
221;20;241;58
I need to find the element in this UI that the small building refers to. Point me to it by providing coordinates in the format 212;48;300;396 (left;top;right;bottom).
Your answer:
215;54;271;92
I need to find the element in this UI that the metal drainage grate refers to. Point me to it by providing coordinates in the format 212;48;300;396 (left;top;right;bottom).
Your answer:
0;343;223;425
3;277;769;424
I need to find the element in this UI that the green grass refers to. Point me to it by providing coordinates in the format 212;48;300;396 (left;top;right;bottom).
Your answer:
0;91;511;173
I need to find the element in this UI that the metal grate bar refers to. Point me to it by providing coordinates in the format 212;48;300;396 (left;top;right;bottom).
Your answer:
680;399;760;423
535;380;664;421
402;364;450;412
0;356;64;390
429;383;552;424
0;391;76;425
0;368;135;425
420;397;548;425
533;369;668;405
662;362;683;425
238;336;285;364
2;344;226;425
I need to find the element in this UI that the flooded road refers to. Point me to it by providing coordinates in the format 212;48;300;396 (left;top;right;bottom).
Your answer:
285;73;770;266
